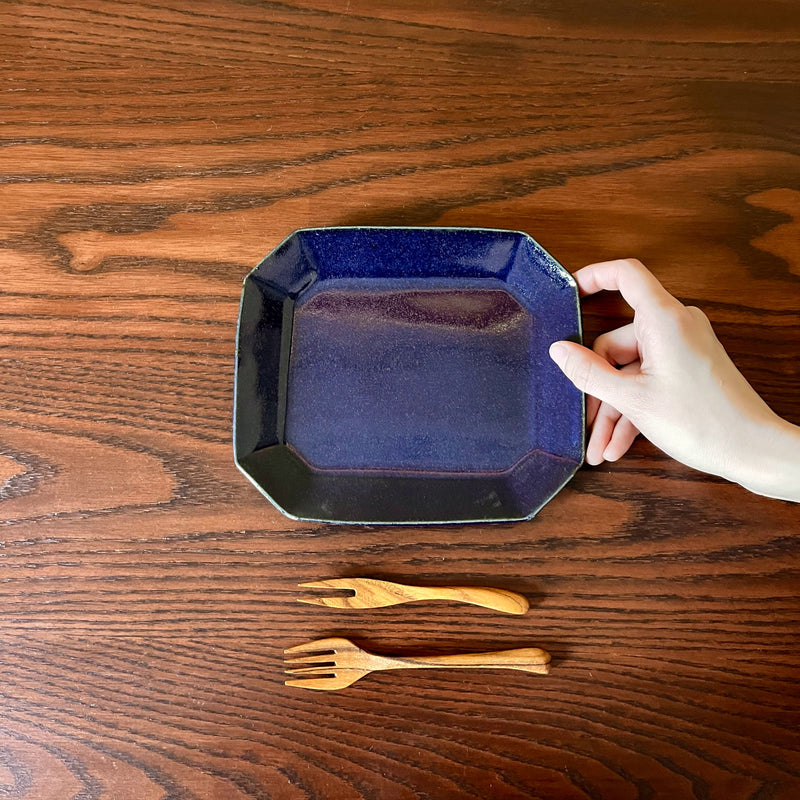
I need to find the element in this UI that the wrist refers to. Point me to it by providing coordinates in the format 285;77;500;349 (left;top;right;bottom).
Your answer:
733;413;800;502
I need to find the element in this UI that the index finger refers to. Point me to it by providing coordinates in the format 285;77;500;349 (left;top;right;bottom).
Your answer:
572;258;681;312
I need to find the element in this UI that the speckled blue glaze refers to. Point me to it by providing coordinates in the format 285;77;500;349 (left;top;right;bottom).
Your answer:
234;227;584;524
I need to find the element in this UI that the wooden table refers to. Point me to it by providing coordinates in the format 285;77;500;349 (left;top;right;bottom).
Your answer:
2;2;799;798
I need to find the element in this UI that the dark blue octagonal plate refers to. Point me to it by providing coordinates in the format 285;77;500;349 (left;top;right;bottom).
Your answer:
234;227;584;524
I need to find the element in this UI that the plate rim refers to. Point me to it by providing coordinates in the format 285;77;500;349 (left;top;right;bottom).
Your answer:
233;225;585;525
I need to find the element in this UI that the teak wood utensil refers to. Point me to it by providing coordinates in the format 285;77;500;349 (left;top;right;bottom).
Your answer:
297;577;529;614
284;637;551;690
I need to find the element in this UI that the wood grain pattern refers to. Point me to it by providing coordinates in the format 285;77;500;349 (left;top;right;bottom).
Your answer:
297;578;531;614
1;1;799;797
284;637;551;691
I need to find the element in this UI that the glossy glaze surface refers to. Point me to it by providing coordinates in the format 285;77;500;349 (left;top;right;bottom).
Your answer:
234;227;583;523
287;283;533;472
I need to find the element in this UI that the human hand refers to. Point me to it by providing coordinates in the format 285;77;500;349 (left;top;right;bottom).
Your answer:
548;258;800;501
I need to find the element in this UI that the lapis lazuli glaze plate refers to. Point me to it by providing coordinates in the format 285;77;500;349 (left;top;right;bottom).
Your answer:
234;227;584;524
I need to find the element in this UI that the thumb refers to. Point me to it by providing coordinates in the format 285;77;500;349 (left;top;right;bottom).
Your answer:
549;340;628;403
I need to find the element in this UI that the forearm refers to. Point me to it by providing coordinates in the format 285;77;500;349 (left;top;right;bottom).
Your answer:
732;413;800;502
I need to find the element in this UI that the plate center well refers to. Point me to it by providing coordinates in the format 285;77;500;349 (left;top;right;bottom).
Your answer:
285;279;537;473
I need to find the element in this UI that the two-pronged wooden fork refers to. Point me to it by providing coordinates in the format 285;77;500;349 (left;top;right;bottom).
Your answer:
284;637;551;690
297;577;529;615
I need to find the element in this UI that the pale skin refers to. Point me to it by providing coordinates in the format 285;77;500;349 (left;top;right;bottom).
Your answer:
548;258;800;502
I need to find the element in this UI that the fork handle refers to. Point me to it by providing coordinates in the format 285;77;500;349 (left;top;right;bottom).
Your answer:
381;647;551;675
413;585;530;615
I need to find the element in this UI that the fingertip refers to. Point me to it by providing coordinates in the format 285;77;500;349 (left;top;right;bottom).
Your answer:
548;339;626;402
585;451;605;467
548;340;569;368
603;418;640;462
585;434;608;466
571;257;676;312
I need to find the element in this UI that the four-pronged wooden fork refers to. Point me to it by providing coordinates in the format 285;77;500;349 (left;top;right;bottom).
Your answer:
284;637;551;690
297;577;529;615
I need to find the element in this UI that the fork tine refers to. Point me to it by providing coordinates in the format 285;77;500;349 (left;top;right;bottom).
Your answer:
284;665;337;676
285;668;363;691
297;579;355;589
284;641;335;655
284;652;339;666
297;580;359;608
284;637;353;655
297;596;353;609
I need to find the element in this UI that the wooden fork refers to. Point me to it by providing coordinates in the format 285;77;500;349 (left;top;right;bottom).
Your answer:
284;637;551;690
297;577;529;615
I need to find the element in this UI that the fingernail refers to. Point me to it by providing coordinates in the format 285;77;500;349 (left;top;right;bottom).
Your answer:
549;341;568;367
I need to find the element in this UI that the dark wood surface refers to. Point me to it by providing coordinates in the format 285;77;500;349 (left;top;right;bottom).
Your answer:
2;2;799;798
